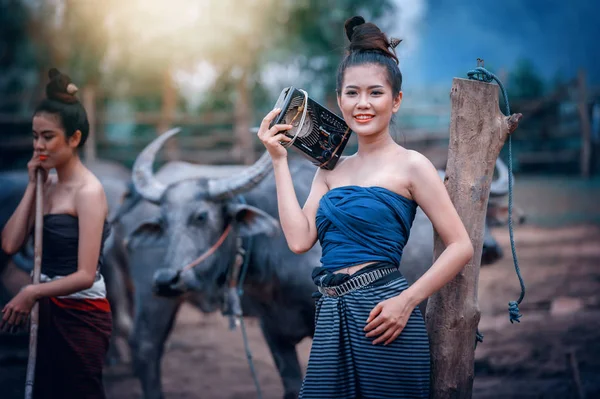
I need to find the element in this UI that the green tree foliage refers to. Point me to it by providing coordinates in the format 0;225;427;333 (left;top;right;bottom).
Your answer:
264;0;396;107
507;58;545;101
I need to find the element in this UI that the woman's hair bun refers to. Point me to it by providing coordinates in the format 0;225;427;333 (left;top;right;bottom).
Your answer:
343;16;399;64
46;68;79;104
48;67;61;80
344;16;366;42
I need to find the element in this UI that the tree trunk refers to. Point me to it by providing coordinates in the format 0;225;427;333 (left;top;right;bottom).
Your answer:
425;78;522;398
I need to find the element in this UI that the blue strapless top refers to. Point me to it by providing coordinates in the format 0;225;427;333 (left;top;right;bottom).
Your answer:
316;185;417;270
42;214;110;278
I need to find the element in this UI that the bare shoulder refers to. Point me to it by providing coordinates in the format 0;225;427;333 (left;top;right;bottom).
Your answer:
404;149;435;170
402;150;442;193
321;154;355;188
75;174;108;218
405;150;438;175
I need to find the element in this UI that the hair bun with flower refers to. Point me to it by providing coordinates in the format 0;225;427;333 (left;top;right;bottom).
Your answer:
46;68;79;104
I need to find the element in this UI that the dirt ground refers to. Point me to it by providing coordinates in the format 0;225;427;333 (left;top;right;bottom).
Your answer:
100;224;600;399
1;176;599;398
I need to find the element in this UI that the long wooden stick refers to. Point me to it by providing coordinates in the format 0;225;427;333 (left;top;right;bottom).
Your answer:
24;169;44;399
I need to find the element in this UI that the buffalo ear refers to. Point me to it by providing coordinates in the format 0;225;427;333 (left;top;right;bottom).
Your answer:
125;217;164;249
226;203;280;238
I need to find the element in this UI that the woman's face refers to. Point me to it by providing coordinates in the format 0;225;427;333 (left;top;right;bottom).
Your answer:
32;113;80;168
337;64;402;138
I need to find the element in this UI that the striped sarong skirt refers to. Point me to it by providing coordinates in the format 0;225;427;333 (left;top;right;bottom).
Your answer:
33;296;112;399
299;264;430;398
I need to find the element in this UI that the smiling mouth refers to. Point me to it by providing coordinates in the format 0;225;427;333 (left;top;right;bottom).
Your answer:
354;115;374;123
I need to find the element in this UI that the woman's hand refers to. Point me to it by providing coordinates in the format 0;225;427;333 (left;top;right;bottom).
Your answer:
27;151;49;184
257;108;293;161
364;292;415;345
0;285;38;332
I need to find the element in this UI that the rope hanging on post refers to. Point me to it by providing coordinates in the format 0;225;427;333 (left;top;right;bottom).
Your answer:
467;64;526;325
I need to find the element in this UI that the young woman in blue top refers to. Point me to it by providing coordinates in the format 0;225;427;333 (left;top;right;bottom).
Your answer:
1;68;112;398
258;16;474;398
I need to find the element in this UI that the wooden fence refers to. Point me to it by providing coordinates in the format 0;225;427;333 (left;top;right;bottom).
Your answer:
0;69;598;175
505;70;599;176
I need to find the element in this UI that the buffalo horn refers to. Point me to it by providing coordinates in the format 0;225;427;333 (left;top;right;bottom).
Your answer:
207;150;273;200
131;127;181;204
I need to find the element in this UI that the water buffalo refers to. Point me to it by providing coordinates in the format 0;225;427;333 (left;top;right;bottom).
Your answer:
117;148;317;399
121;128;514;399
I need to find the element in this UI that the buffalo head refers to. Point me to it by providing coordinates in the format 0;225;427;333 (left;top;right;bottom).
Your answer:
130;129;279;300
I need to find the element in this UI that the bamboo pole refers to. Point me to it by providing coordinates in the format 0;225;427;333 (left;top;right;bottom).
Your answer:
24;169;44;399
425;77;522;398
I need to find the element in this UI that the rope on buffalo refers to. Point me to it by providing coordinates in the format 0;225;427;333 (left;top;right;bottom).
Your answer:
176;194;263;397
232;195;263;399
467;65;526;343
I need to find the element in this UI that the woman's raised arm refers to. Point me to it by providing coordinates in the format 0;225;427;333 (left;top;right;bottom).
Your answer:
257;108;330;253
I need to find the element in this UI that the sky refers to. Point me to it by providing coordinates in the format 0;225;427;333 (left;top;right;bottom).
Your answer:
392;0;600;91
174;0;599;109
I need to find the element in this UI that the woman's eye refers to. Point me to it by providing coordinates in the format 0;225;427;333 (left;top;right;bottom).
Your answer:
371;91;383;96
345;91;357;96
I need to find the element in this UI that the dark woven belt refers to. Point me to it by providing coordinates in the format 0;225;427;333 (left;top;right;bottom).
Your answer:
317;267;396;298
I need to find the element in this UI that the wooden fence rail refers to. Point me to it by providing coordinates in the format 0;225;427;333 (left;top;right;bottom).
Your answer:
1;70;598;174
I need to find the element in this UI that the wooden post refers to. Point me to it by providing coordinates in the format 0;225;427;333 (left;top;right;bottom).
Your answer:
425;78;522;398
82;85;97;162
158;67;178;161
232;71;255;165
577;69;592;178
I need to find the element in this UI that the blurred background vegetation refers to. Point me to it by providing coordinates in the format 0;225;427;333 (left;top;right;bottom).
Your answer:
1;0;599;176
